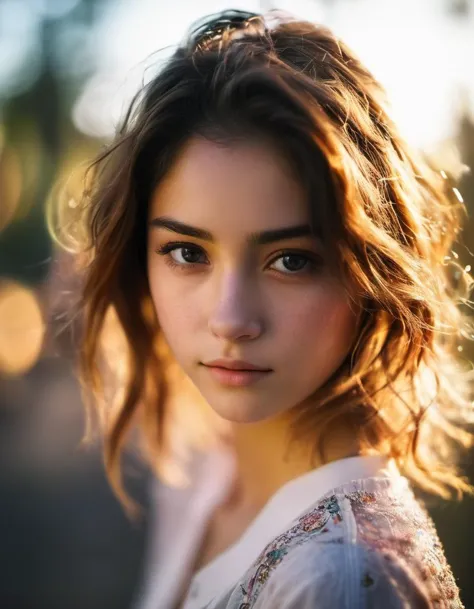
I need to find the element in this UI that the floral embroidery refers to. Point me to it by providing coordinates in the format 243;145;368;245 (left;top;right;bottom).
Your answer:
237;495;343;606
346;490;377;504
347;485;464;607
229;481;464;608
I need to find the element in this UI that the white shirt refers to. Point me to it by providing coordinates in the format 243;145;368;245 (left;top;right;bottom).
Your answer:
133;450;452;609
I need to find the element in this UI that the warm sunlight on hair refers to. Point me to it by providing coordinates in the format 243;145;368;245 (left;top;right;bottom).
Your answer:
51;10;474;516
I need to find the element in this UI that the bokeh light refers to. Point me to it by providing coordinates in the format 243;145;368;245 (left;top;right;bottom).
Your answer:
0;280;45;376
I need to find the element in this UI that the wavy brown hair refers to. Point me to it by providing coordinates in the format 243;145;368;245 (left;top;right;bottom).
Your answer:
51;10;474;511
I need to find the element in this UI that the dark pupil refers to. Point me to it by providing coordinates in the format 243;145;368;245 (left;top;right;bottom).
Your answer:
283;255;307;272
182;247;201;263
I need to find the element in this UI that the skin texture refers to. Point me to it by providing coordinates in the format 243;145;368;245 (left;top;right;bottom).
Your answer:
147;135;362;567
147;135;359;427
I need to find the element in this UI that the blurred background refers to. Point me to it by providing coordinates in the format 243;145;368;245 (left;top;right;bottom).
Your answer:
1;0;474;607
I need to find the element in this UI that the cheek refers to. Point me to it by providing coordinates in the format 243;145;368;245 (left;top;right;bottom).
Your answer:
279;284;358;372
148;274;201;349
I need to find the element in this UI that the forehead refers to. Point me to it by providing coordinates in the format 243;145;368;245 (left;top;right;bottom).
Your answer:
148;136;310;237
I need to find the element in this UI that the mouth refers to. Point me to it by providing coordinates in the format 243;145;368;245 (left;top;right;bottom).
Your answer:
203;358;272;372
202;364;272;387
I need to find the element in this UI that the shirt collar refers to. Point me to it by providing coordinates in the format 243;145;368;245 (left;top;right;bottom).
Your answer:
188;452;396;607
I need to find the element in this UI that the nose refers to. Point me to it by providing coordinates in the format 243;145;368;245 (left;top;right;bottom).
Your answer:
208;271;263;342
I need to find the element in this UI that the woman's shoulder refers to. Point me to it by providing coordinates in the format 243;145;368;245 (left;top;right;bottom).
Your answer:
217;477;464;608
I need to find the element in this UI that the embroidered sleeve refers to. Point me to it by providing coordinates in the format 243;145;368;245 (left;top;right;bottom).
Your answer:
251;542;436;609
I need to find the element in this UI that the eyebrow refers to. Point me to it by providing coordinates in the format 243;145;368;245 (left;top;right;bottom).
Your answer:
149;216;315;245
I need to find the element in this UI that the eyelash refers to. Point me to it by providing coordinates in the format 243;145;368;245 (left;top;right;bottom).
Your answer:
155;241;322;275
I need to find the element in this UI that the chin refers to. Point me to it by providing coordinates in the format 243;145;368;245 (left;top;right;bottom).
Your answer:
207;399;281;425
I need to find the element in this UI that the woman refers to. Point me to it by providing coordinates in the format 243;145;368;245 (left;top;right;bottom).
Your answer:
54;9;473;608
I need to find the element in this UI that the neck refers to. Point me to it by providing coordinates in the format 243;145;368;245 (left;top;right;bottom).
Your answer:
225;413;361;511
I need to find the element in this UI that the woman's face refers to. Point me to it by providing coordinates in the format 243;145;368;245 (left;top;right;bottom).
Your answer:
147;135;358;423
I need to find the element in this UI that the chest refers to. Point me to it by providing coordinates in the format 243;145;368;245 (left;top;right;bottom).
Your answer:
191;500;261;573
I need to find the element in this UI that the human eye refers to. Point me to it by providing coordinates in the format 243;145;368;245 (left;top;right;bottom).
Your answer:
155;242;209;270
268;250;322;275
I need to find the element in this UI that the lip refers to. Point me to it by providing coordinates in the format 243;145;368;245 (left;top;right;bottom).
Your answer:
203;358;271;372
204;366;272;387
